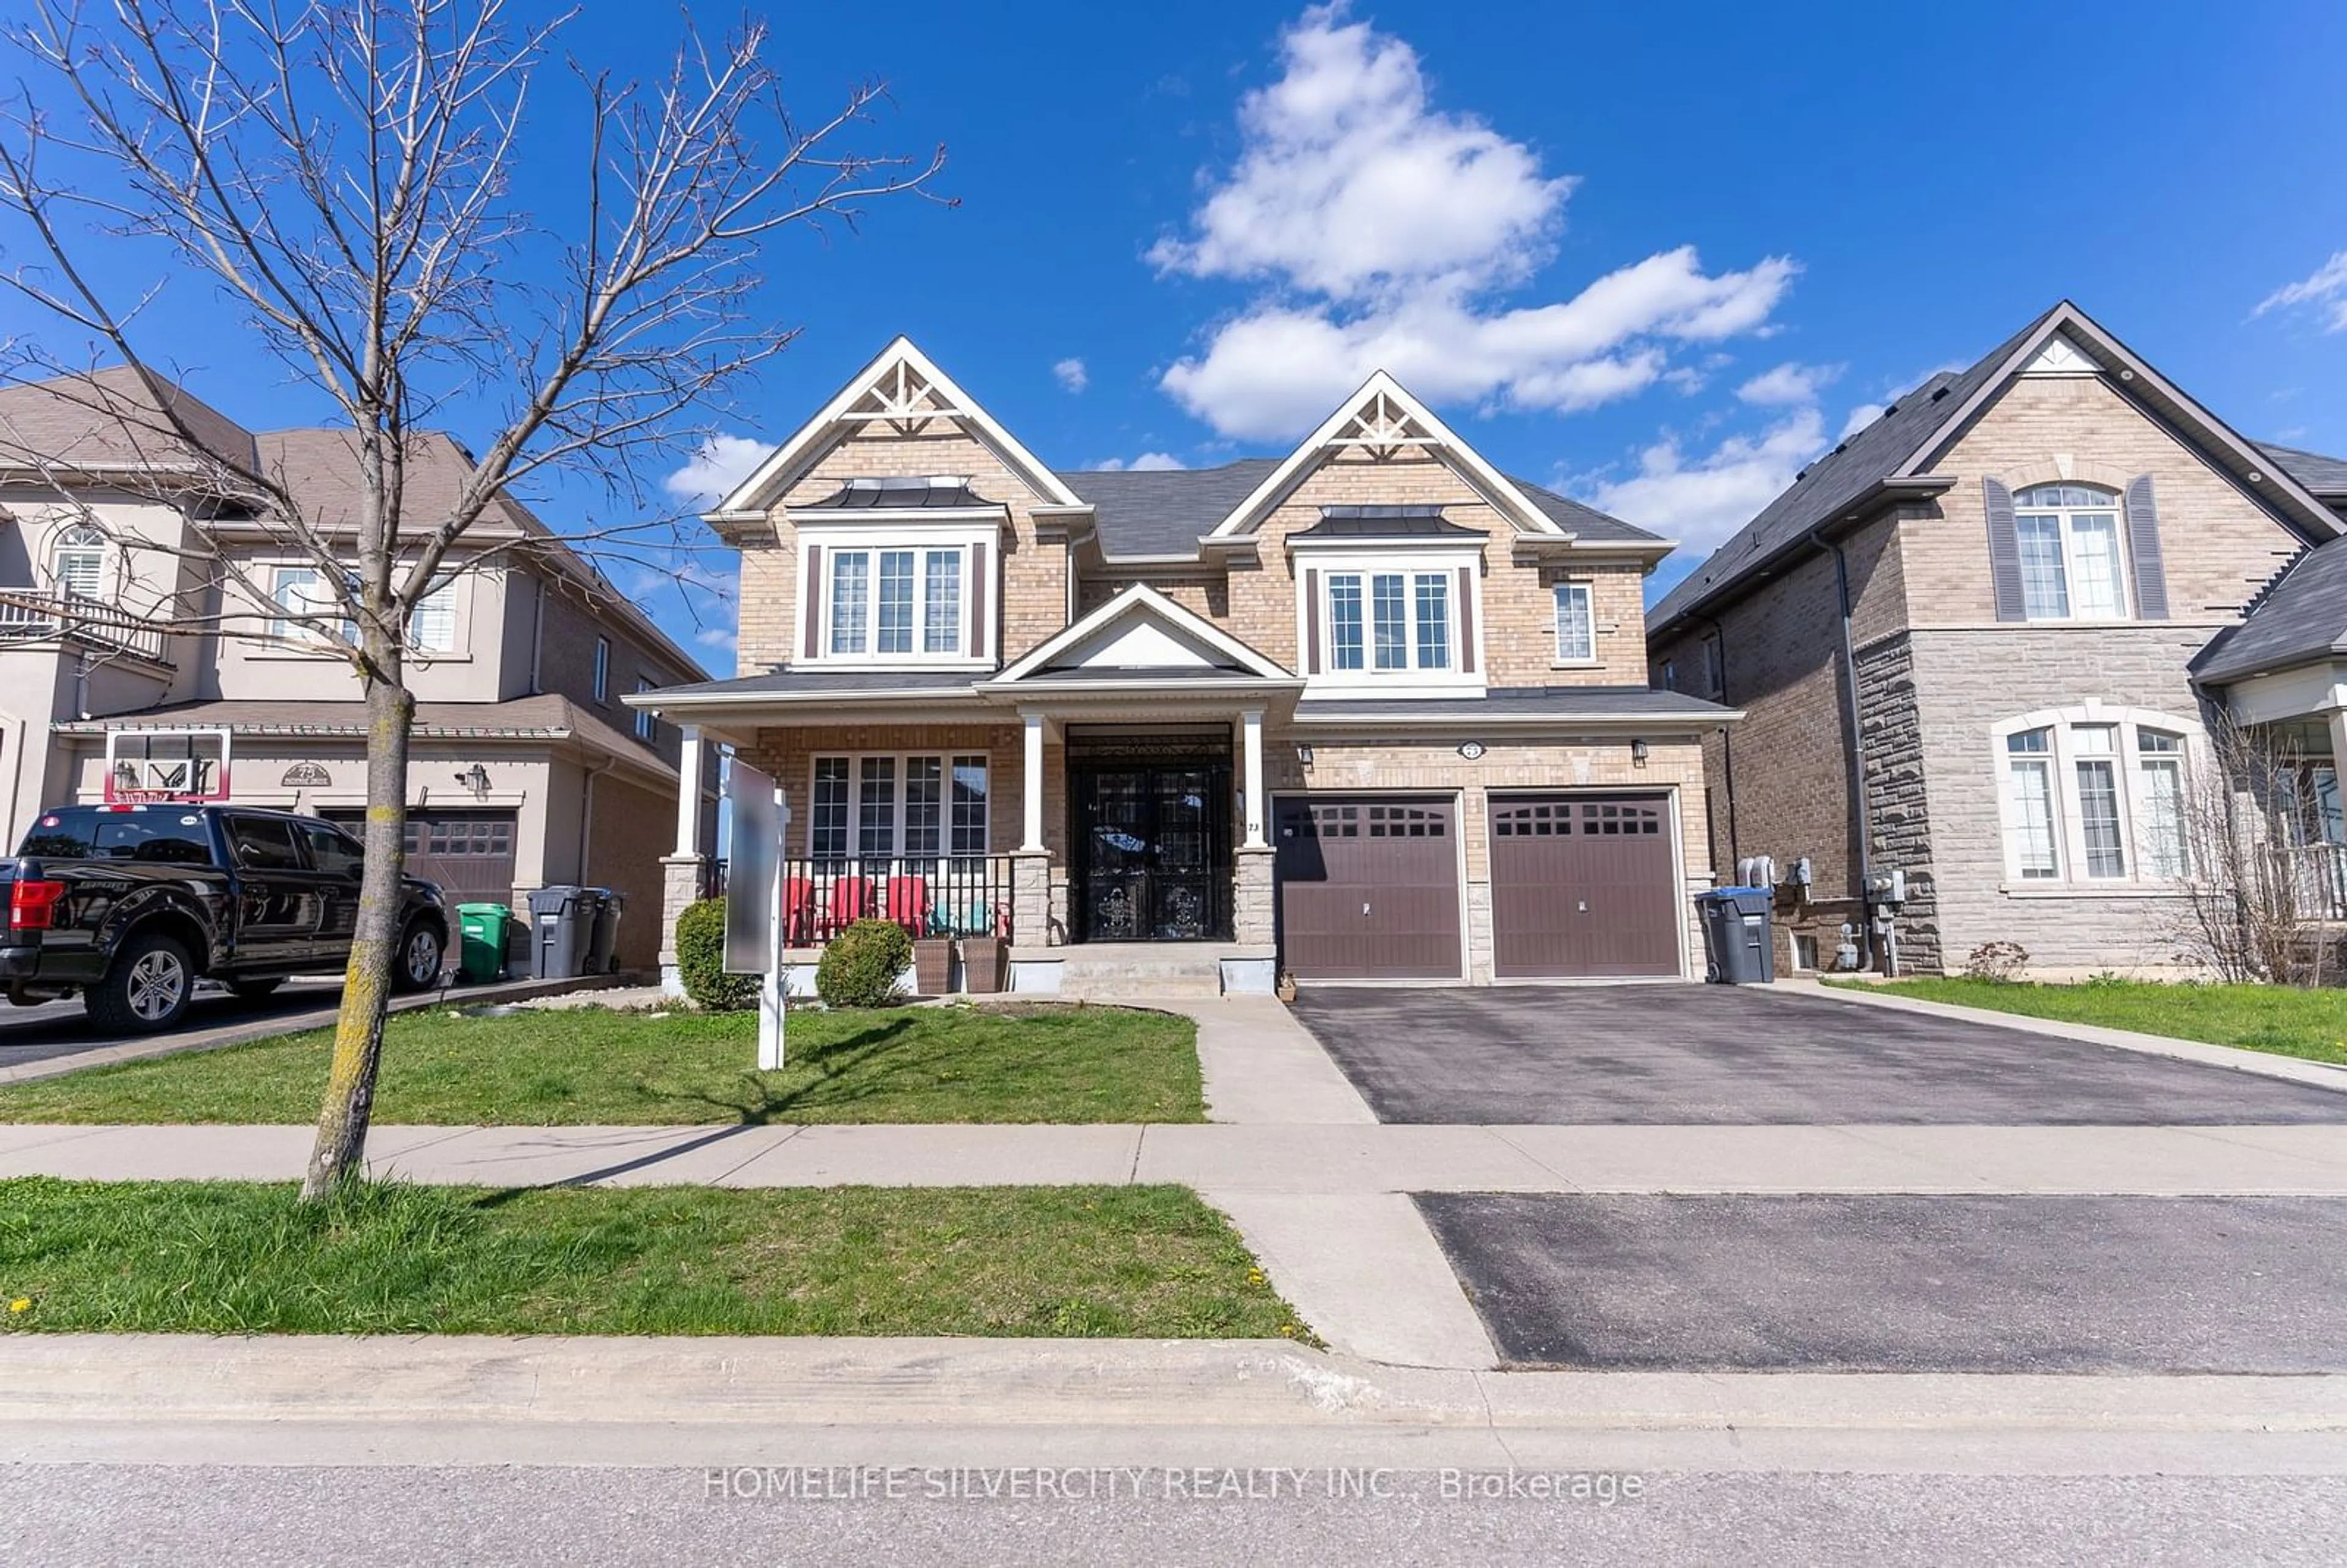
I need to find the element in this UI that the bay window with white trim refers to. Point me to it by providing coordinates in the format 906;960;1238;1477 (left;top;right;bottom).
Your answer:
811;536;986;663
1996;711;2192;885
1302;549;1483;691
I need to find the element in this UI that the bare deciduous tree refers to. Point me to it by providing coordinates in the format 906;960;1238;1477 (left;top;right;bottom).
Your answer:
2170;712;2335;986
0;0;944;1200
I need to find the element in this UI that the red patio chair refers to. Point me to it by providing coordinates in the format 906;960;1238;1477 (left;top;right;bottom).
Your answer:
828;876;877;936
884;875;931;936
780;876;815;947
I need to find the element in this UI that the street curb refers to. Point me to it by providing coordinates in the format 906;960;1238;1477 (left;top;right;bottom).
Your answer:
3;1334;2345;1435
0;972;634;1086
1776;978;2347;1096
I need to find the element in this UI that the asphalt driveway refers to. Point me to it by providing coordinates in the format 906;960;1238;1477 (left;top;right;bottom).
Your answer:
1289;984;2347;1124
1419;1192;2347;1372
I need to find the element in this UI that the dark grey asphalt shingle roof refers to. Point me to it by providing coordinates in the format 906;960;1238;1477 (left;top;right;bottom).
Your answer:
2192;532;2347;684
1295;685;1735;722
1648;309;2057;635
2261;442;2347;500
1058;460;1659;560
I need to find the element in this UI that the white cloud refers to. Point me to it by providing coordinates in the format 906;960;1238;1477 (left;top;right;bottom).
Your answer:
662;433;771;506
1054;357;1089;393
1579;408;1826;551
1151;5;1797;441
2255;251;2347;332
1839;403;1883;439
695;626;736;650
1738;361;1842;407
1090;452;1188;472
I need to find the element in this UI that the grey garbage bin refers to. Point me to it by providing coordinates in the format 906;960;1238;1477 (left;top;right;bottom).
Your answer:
527;885;599;979
1696;887;1776;984
584;887;625;975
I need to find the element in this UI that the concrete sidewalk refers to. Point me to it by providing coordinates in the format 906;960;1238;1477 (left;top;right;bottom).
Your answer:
11;1119;2347;1194
6;1333;2346;1473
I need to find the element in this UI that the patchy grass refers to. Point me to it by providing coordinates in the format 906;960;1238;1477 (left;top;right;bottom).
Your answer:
0;1178;1308;1340
0;1004;1202;1126
1837;977;2347;1067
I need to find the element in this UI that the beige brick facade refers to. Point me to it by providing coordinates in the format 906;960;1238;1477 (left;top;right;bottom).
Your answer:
671;348;1715;987
1652;332;2327;979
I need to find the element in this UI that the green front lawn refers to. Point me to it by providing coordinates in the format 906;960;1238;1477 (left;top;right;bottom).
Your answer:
1837;977;2347;1066
0;1178;1305;1338
0;1003;1203;1126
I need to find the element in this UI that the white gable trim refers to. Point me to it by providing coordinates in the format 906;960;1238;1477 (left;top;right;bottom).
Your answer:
713;337;1081;517
985;584;1293;685
1901;301;2343;542
1205;372;1562;540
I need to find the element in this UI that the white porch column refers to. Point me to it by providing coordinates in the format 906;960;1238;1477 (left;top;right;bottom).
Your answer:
1240;707;1267;848
1021;711;1047;852
672;724;704;857
2329;707;2347;780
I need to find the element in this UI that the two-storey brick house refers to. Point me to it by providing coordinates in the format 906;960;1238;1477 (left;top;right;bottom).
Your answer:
636;339;1737;992
1648;301;2347;978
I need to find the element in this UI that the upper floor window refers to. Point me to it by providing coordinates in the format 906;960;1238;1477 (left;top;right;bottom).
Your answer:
634;677;656;741
52;526;107;599
1326;570;1451;673
1998;712;2189;885
1554;582;1595;664
2013;483;2128;620
592;636;610;702
409;579;458;653
270;565;354;646
827;546;964;658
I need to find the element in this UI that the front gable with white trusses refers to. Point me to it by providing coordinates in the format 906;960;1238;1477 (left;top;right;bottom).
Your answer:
1207;372;1567;544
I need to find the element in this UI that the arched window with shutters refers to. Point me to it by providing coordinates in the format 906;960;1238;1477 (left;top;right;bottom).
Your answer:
2011;483;2128;620
51;524;108;601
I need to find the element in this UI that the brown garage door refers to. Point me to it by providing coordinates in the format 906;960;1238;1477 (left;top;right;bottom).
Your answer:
1488;794;1680;978
1274;796;1463;981
325;807;518;909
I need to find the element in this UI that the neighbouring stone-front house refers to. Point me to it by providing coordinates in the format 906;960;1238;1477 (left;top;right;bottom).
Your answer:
632;339;1737;993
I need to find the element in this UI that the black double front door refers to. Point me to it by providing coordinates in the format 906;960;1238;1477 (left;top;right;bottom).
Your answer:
1072;760;1232;942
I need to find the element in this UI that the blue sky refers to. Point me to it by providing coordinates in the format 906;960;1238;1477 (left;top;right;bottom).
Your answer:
9;1;2347;670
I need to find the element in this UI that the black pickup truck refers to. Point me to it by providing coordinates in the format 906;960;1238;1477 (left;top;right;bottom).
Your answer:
0;804;450;1033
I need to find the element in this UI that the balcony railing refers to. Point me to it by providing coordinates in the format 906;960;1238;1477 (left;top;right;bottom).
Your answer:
0;591;171;664
774;855;1015;947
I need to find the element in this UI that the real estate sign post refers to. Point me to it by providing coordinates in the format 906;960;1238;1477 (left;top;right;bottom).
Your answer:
723;760;790;1071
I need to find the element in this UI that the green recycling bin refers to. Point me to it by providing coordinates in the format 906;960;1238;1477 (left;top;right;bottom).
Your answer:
456;902;515;984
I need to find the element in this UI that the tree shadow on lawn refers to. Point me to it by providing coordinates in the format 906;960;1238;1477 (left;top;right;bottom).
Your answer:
640;1013;919;1126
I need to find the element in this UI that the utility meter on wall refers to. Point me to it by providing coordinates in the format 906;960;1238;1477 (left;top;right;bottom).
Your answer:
1864;868;1907;906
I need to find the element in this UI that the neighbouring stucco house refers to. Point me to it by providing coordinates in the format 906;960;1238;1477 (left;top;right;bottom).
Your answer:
1647;299;2347;979
632;339;1738;994
0;368;714;970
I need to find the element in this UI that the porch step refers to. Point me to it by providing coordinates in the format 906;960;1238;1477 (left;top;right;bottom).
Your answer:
1009;942;1271;1002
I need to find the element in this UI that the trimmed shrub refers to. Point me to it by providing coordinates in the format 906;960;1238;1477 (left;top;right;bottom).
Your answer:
817;918;912;1009
675;897;757;1012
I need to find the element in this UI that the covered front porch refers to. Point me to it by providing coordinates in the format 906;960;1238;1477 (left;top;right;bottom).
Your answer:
638;588;1304;995
2205;662;2347;925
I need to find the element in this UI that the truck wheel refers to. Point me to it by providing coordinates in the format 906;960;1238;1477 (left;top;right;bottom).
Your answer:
229;978;285;1002
391;920;444;994
88;931;194;1034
